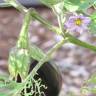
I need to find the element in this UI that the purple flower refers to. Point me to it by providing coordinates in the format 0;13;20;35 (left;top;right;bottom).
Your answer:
64;14;91;34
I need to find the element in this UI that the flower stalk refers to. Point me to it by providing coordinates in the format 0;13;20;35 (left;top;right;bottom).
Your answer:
17;9;31;49
4;0;96;52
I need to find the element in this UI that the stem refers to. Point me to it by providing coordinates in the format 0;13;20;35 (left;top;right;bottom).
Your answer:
4;0;61;35
58;16;63;33
24;39;66;82
30;9;61;34
5;0;96;52
4;0;27;12
57;14;67;40
66;33;96;51
9;39;66;96
30;14;96;52
17;9;31;48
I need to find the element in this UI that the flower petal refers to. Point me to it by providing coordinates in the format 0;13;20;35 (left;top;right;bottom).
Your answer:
83;17;91;25
64;14;91;34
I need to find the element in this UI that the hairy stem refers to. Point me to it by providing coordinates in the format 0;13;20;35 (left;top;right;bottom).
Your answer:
17;9;31;48
4;0;27;12
8;39;66;95
4;0;96;52
24;39;66;82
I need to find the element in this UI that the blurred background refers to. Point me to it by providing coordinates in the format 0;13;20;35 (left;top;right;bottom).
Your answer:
0;0;96;96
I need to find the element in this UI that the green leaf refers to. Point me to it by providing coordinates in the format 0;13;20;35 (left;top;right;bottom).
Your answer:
81;87;89;95
87;74;96;84
0;81;23;96
67;0;96;11
0;74;10;88
29;45;45;61
90;88;96;94
8;47;30;79
0;81;7;88
0;74;9;81
68;0;80;5
79;2;90;10
54;1;65;14
89;13;96;34
89;21;96;34
6;81;23;92
68;0;95;6
64;1;79;12
0;93;9;96
90;12;96;20
40;0;63;7
79;0;96;11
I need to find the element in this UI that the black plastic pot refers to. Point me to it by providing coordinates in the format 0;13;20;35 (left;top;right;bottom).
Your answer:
17;60;62;96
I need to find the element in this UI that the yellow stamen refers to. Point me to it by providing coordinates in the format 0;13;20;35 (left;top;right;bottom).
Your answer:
75;18;82;26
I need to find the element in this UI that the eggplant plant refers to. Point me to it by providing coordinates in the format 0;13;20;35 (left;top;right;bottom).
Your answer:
0;0;96;96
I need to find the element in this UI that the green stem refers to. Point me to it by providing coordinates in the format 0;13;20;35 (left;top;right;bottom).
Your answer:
58;16;63;33
4;0;61;35
30;13;96;52
31;12;96;52
66;33;96;51
5;0;96;52
8;39;66;96
30;9;61;34
57;14;67;40
24;39;66;82
17;9;31;48
4;0;27;12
